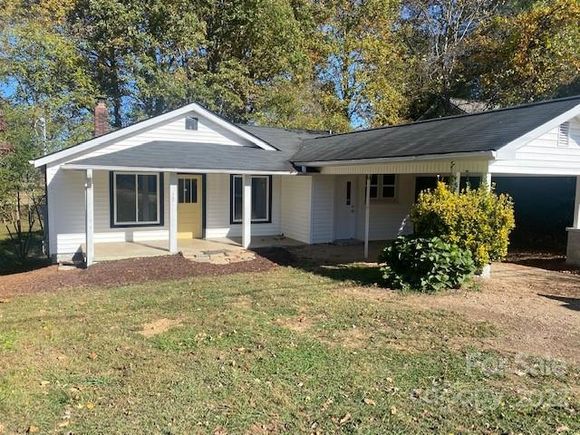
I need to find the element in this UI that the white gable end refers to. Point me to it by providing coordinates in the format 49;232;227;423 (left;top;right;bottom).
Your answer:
32;102;275;168
71;111;257;162
491;116;580;175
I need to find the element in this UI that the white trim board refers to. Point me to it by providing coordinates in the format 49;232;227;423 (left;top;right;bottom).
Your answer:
32;103;276;168
62;163;296;176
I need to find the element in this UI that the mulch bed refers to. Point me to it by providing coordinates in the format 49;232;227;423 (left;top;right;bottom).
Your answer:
506;250;580;275
0;252;278;298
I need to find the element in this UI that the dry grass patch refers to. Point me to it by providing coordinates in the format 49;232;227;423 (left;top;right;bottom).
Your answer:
139;318;183;338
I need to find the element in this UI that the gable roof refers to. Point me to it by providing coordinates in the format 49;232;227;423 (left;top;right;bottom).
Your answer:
293;96;580;164
235;124;325;156
65;141;295;174
32;102;277;168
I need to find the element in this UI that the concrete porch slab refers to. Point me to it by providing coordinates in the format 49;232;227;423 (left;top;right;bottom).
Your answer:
91;236;303;264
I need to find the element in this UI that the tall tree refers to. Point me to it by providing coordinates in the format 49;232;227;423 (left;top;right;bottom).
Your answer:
399;0;501;119
464;0;580;106
315;0;408;128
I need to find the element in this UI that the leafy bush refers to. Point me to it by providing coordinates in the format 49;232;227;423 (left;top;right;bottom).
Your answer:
379;236;476;292
410;182;515;269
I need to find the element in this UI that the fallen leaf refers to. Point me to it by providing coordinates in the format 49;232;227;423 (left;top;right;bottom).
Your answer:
339;413;351;425
390;406;397;415
88;352;97;360
363;398;376;406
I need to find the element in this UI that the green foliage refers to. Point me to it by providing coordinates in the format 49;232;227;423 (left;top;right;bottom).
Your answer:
411;182;515;269
379;236;476;292
464;0;580;106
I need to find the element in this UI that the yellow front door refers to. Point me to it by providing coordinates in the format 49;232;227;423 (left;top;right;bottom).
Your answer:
177;175;202;239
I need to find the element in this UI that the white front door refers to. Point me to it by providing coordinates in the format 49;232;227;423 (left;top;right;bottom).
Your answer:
334;176;357;239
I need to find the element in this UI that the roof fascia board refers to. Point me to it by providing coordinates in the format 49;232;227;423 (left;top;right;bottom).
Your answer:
32;103;275;168
293;151;496;167
496;104;580;158
61;163;295;175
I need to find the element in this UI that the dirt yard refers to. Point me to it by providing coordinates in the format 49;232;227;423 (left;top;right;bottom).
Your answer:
397;261;580;364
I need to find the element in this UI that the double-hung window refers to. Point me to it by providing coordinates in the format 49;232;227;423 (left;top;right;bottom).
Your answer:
111;172;163;226
368;174;396;200
231;175;271;223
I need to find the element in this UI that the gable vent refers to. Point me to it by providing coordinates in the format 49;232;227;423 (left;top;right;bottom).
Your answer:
185;116;198;131
557;122;570;147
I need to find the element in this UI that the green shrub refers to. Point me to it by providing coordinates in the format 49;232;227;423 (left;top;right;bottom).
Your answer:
410;182;515;269
379;236;476;292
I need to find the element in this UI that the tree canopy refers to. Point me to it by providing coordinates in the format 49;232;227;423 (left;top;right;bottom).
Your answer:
0;0;578;153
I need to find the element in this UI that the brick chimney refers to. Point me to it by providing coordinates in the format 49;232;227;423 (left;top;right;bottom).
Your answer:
94;97;108;137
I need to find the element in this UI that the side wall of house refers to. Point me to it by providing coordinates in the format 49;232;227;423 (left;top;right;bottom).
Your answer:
280;176;312;244
310;175;335;243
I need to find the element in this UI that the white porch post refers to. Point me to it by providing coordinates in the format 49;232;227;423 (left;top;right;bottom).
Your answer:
566;176;580;266
169;172;178;254
85;169;94;267
242;174;252;249
482;172;492;190
364;174;371;259
453;171;461;192
573;176;580;229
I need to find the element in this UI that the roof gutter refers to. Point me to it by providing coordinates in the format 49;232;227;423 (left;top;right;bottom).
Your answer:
292;150;496;167
61;163;297;176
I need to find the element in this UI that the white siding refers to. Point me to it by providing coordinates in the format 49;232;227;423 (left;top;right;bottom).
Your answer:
280;176;312;243
354;174;414;241
47;166;171;260
310;175;335;243
205;173;282;239
70;112;255;162
491;116;580;175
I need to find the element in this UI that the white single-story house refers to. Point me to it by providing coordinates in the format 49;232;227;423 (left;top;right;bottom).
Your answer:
31;96;580;266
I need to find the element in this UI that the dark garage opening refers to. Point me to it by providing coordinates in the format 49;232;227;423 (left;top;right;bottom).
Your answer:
493;177;576;253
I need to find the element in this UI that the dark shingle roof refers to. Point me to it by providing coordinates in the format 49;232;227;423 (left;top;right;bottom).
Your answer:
293;96;580;163
70;141;295;172
235;124;325;156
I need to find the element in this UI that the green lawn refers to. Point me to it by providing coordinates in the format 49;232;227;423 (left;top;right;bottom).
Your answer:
0;267;577;433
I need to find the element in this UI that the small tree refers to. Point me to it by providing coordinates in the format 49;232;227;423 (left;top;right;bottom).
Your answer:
410;182;515;269
0;107;46;262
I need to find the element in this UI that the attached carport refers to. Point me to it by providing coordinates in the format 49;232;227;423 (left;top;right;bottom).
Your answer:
292;96;580;263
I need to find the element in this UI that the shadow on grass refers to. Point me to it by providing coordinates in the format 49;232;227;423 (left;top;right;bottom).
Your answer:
0;231;51;276
254;247;384;287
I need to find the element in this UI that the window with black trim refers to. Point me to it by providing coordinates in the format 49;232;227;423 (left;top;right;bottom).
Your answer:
112;172;162;226
231;175;271;223
368;174;396;200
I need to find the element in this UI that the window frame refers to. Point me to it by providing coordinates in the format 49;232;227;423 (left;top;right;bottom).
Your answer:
109;171;164;228
367;174;397;201
230;175;272;224
381;174;396;199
